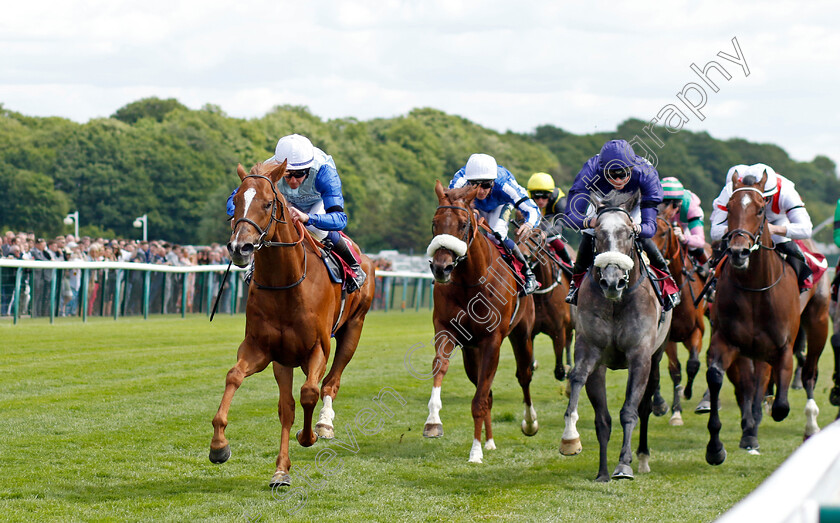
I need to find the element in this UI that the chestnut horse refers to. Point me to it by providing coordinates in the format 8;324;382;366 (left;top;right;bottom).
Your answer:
425;181;537;463
705;171;828;465
517;227;574;382
559;191;671;481
209;160;375;487
652;215;710;426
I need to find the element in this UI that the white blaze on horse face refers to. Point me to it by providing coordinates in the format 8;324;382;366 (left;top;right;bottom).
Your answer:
593;213;634;270
242;188;257;216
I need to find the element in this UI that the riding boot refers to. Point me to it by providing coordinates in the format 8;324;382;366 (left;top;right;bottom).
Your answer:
549;238;573;266
777;240;812;292
565;233;595;305
505;239;538;295
641;237;680;311
688;247;709;279
332;235;366;293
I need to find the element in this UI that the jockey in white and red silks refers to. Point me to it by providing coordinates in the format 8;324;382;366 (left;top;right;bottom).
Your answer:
709;163;814;292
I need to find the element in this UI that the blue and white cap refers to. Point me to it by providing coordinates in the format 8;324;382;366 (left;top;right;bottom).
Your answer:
274;134;315;170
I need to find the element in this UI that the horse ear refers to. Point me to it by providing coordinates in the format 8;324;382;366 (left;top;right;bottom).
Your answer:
268;160;288;184
731;169;742;188
758;169;768;189
464;184;480;202
236;163;248;181
434;180;446;201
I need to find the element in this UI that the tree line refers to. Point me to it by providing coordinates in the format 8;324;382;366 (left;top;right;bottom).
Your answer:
1;97;837;252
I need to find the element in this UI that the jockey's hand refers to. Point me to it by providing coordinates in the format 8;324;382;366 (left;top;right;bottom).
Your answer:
516;222;533;238
584;216;598;229
632;223;642;235
674;226;687;244
768;223;787;237
289;207;309;224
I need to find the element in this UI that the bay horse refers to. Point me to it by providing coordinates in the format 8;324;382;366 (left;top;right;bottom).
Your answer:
424;180;537;463
829;267;840;419
705;170;828;465
209;160;375;487
652;215;710;425
559;191;671;481
516;224;574;382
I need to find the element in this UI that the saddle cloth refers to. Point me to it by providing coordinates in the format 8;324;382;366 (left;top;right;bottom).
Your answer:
794;239;828;290
491;242;526;282
320;232;361;288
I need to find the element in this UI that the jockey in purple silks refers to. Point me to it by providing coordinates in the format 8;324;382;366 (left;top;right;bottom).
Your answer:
563;139;679;310
227;134;366;292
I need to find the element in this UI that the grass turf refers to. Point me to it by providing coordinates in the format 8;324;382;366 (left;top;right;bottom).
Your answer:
0;311;837;522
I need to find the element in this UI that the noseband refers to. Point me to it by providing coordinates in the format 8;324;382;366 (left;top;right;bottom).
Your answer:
593;206;638;288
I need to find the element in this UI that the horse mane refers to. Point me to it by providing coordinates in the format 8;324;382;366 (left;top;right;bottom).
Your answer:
444;185;475;203
599;190;640;212
250;162;271;176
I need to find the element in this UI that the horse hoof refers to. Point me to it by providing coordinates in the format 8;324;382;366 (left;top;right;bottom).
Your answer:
637;453;650;474
554;366;566;381
209;444;231;464
484;439;496;451
423;423;443;438
829;386;840;407
694;399;711;414
521;420;539;437
706;445;727;466
669;412;684;426
559;438;581;456
315;423;335;439
771;402;790;422
595;474;610;483
739;436;759;450
612;464;634;480
652;397;668;417
269;471;291;488
296;430;318;448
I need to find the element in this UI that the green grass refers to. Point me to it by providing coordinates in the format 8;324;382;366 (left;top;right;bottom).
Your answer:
0;311;837;522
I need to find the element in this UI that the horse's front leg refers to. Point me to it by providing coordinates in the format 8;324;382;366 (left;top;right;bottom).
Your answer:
560;337;600;457
468;339;500;463
270;362;295;487
770;343;794;422
706;333;737;465
613;347;654;480
296;342;328;448
509;321;538;436
423;327;456;438
584;365;611;482
637;347;665;475
728;356;759;452
210;340;271;464
665;340;683;426
684;323;704;400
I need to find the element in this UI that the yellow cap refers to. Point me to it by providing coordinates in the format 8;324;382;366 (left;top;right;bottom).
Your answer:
528;172;562;197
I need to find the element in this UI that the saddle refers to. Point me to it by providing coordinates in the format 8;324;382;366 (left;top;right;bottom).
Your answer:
794;239;828;291
491;242;527;283
319;232;361;290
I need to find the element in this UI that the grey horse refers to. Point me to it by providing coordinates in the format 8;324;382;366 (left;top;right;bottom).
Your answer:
559;190;672;482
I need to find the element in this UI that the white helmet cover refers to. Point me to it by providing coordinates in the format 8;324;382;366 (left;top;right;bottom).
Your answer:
464;153;498;181
274;134;314;170
727;163;778;197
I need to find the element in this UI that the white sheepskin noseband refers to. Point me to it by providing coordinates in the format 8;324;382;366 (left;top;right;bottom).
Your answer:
427;234;468;258
594;251;634;271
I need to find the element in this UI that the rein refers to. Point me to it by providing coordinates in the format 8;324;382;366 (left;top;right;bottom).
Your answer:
433;204;477;265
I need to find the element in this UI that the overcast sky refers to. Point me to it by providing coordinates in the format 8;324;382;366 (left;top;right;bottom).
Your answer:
2;0;839;171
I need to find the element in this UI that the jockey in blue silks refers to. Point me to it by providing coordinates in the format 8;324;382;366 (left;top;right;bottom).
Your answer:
563;139;679;310
226;134;366;292
448;153;541;294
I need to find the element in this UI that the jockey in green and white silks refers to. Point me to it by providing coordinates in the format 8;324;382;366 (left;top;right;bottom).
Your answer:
227;134;365;292
444;153;542;294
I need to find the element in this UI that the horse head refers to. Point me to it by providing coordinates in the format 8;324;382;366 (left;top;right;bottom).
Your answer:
593;190;640;300
725;168;768;270
427;180;479;283
227;160;288;268
653;214;679;261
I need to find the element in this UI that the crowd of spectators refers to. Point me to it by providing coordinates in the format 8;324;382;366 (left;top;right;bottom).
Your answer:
0;231;233;318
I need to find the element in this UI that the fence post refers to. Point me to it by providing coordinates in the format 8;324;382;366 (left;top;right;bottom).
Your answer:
81;269;89;323
181;272;188;318
49;269;57;324
13;268;22;324
206;272;214;317
383;276;390;313
415;277;423;312
143;270;150;320
113;270;122;321
429;280;434;310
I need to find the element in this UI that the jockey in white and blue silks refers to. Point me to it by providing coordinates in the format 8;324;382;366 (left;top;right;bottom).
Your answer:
226;134;366;292
709;162;814;292
447;153;541;294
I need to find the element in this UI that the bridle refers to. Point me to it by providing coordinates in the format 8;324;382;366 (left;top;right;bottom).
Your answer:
721;187;769;255
232;174;308;290
432;204;477;267
593;205;639;289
